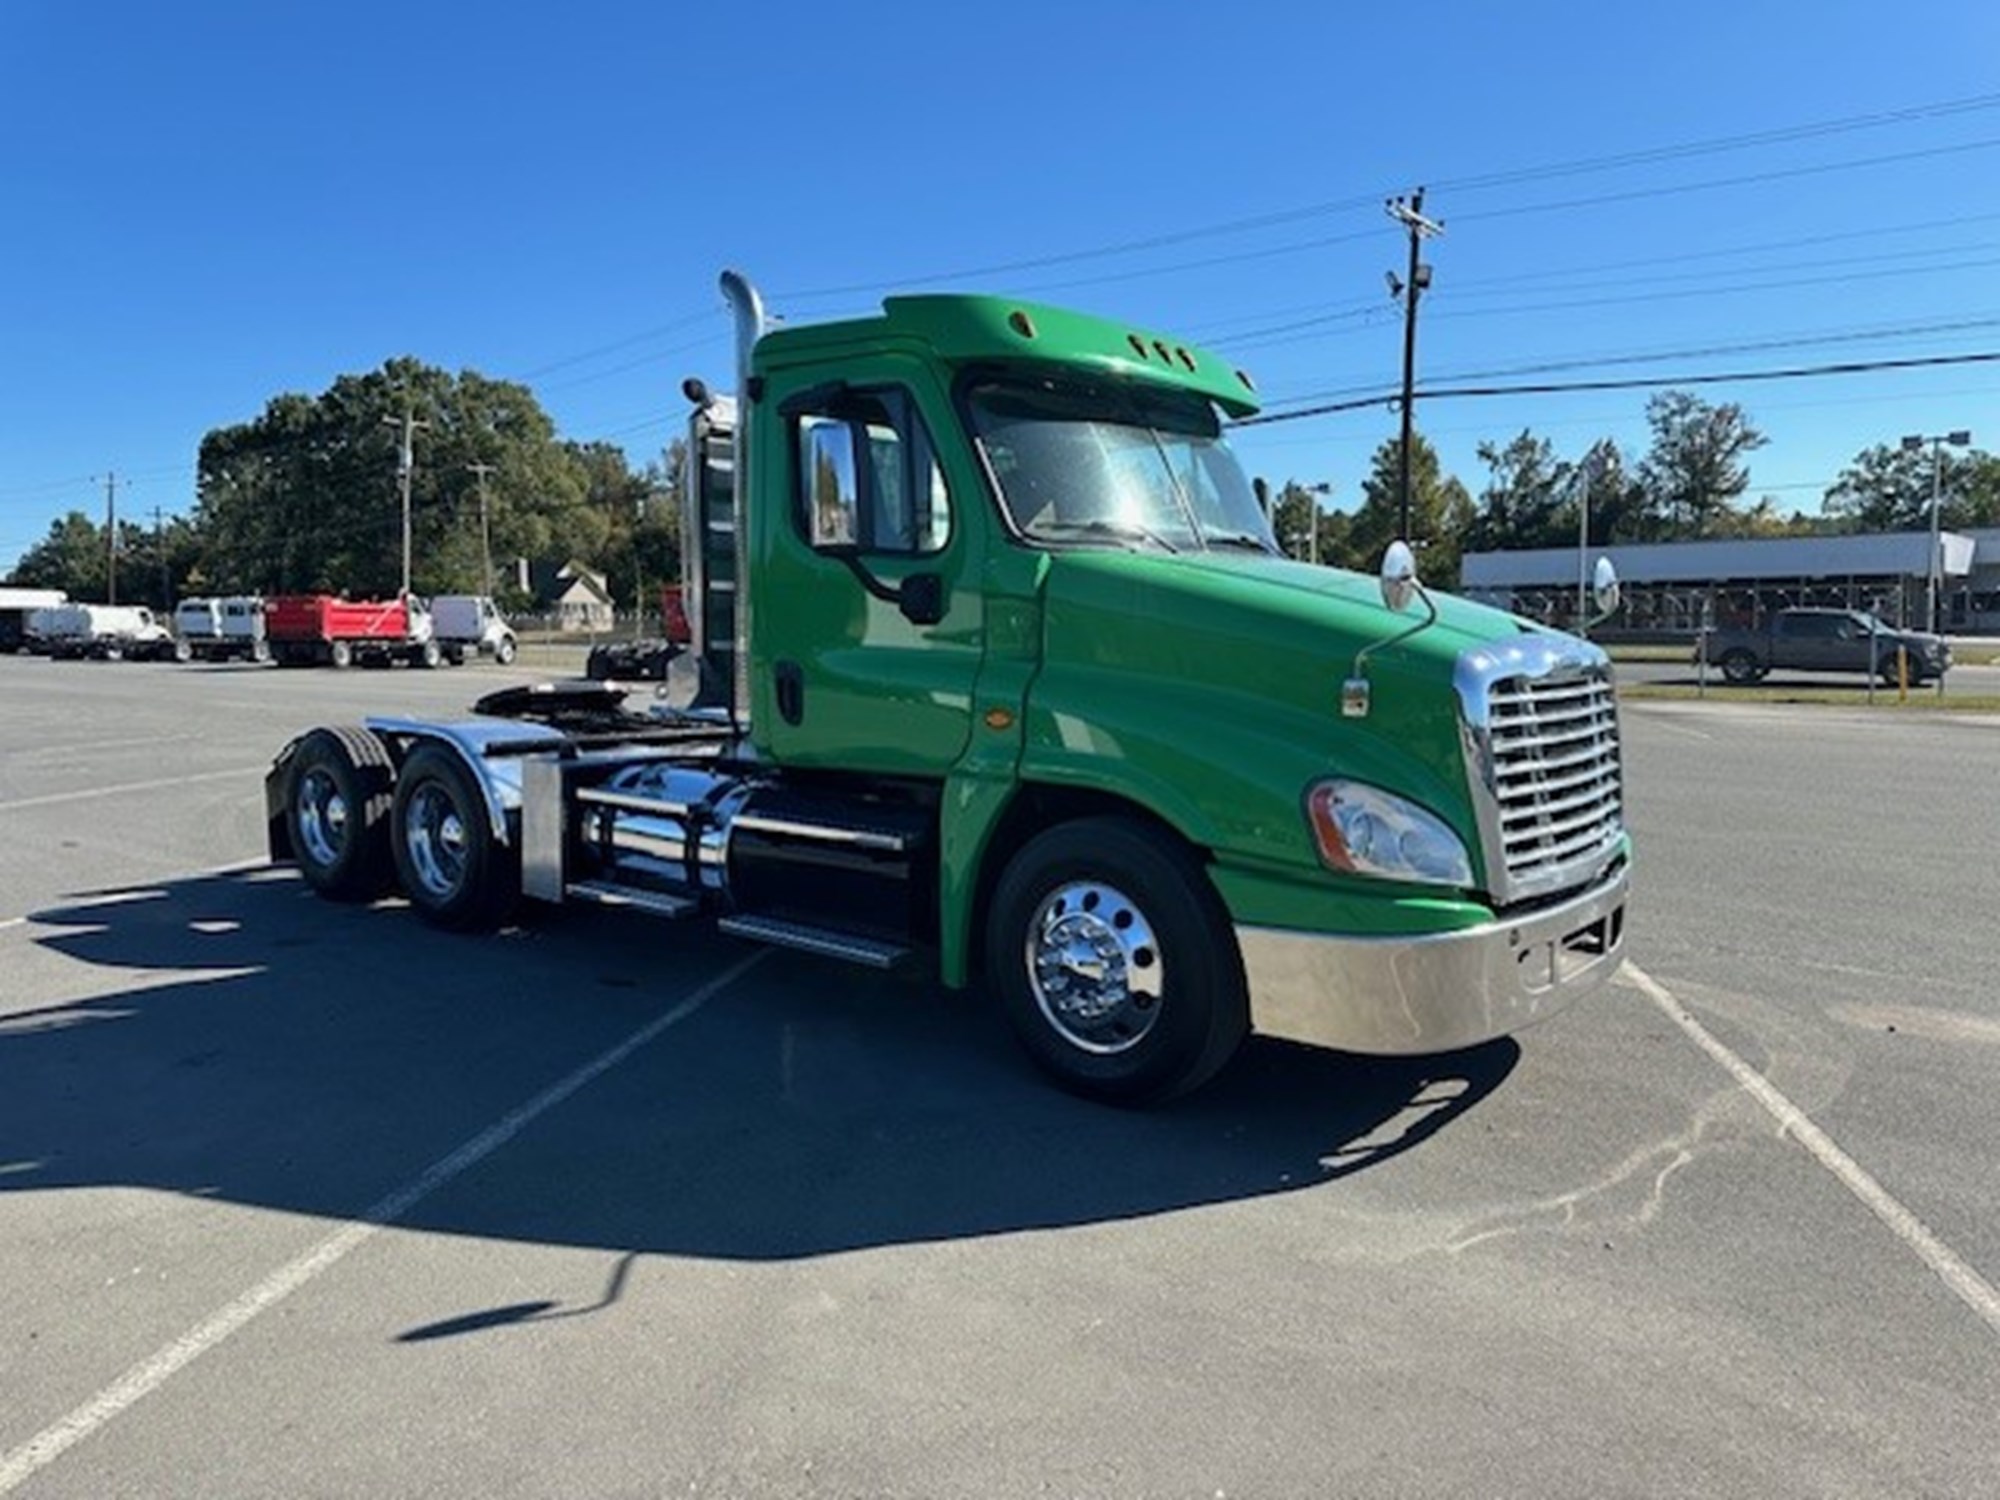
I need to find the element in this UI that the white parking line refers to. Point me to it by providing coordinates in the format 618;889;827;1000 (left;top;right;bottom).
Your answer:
1624;960;2000;1339
0;768;265;816
0;949;768;1494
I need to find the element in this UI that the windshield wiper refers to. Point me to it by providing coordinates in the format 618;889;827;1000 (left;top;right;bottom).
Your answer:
1202;530;1279;554
1034;518;1182;554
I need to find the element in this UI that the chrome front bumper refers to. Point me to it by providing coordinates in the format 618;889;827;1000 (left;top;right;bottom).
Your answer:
1237;861;1629;1056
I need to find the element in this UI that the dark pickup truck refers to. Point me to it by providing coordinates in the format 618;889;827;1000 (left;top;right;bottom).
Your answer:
1699;607;1951;685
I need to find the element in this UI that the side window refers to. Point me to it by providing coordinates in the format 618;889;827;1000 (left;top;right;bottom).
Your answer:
792;388;950;555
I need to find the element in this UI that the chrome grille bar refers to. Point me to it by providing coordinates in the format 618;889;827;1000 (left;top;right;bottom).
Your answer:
1456;636;1626;905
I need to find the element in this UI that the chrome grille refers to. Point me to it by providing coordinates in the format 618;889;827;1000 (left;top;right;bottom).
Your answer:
1457;640;1624;904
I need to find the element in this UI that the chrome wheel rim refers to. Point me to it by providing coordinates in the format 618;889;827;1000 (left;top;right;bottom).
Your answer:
295;768;348;869
1025;879;1164;1054
403;783;469;900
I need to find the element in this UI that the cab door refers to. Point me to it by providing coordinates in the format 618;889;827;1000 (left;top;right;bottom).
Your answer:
750;359;985;776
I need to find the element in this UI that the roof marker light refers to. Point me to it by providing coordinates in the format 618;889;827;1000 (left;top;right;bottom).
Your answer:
1008;309;1037;339
1127;333;1149;358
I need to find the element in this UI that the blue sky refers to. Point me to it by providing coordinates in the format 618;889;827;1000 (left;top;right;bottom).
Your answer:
4;0;1998;572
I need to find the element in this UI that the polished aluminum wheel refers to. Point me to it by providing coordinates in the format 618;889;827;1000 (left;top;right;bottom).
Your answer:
402;782;470;901
294;768;349;870
1024;879;1164;1054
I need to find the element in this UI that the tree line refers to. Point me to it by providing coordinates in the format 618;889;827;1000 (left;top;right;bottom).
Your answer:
1268;390;2000;586
5;357;683;613
11;371;1998;604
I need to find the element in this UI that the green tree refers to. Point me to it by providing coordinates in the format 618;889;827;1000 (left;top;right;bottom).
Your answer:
195;359;625;600
1267;480;1347;564
1466;429;1574;553
1342;432;1473;587
1637;390;1766;539
7;511;108;597
1822;443;2000;533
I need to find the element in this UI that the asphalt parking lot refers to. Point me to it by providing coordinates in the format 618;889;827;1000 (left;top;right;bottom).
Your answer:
2;656;1996;1497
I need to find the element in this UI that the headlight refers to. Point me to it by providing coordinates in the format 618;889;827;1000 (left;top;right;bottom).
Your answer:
1305;779;1474;888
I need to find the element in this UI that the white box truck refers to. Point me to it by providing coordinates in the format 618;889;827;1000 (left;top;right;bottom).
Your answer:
173;596;271;663
428;595;517;665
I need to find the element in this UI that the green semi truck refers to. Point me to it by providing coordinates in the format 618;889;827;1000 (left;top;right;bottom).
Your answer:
267;270;1630;1104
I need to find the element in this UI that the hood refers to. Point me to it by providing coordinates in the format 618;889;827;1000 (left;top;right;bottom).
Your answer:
1027;548;1602;874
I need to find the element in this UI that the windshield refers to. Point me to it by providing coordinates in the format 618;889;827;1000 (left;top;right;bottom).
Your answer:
966;376;1276;554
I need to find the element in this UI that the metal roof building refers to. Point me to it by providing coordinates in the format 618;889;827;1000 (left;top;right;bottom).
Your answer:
1461;529;2000;635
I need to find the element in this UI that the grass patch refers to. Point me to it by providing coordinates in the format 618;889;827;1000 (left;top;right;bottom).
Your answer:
1603;644;1693;663
1620;682;2000;711
1606;641;2000;667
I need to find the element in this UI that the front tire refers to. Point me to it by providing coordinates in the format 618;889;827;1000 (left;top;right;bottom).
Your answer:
390;746;518;931
985;817;1247;1106
287;727;395;900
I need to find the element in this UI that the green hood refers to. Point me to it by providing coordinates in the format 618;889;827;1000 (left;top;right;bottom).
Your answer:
1020;548;1574;880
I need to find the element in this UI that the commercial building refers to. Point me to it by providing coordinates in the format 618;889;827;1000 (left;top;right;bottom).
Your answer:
1461;529;2000;636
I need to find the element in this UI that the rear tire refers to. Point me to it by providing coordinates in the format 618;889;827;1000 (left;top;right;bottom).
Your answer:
390;746;518;931
173;639;193;664
1720;649;1761;684
287;727;395;900
329;638;354;669
985;817;1247;1106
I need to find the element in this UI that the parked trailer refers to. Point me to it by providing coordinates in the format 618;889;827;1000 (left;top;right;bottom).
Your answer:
173;596;271;663
0;587;66;654
265;594;441;669
40;603;177;661
268;270;1632;1106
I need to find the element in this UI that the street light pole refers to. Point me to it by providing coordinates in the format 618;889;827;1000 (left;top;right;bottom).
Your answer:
1306;481;1333;566
1901;428;1972;634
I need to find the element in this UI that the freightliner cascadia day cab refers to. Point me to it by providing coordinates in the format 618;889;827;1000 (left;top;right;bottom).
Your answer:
267;271;1630;1104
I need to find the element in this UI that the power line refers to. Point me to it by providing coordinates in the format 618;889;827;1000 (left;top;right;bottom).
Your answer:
771;90;2000;301
1231;350;2000;428
1257;313;2000;408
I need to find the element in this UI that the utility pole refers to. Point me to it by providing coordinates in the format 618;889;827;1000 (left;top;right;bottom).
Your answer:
102;472;119;605
153;506;169;610
1385;189;1443;544
466;462;499;600
384;408;430;597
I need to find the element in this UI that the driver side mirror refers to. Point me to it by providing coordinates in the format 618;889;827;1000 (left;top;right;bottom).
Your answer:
899;572;946;626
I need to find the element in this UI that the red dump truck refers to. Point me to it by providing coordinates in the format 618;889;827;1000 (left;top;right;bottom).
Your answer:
265;594;441;669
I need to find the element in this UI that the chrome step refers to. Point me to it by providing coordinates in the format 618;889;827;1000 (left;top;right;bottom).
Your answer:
565;880;698;920
716;914;914;970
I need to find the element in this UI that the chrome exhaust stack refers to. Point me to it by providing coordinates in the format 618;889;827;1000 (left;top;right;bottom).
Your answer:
719;270;766;734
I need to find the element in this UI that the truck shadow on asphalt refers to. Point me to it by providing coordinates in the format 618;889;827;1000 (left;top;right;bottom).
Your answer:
4;868;1517;1264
